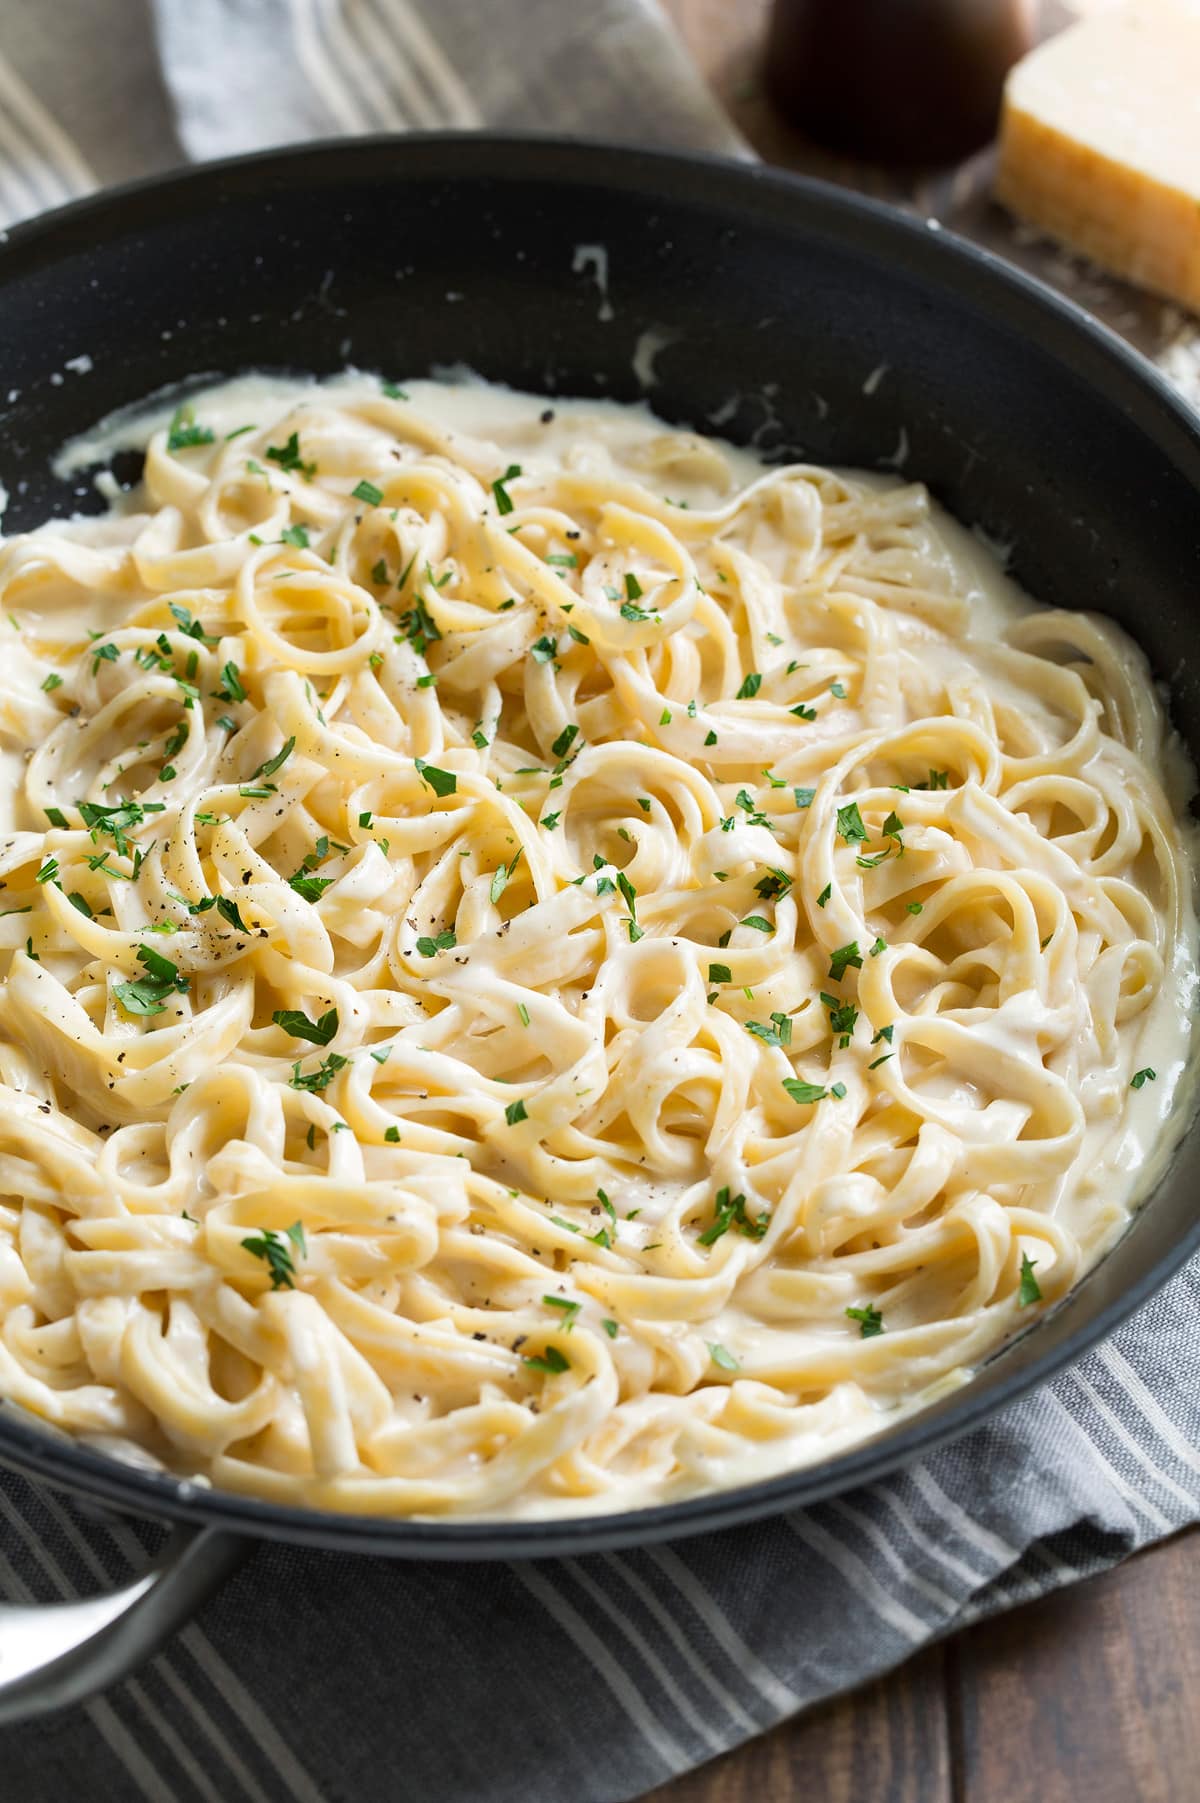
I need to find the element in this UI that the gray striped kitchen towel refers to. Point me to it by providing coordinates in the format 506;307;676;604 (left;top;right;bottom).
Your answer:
1;5;1199;1801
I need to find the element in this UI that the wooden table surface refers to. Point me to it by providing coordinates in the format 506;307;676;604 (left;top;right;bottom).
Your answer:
648;6;1200;1800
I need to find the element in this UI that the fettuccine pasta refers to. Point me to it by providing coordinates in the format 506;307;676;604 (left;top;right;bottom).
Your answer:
0;374;1192;1518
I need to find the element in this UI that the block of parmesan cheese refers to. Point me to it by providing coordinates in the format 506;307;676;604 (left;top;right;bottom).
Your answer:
995;3;1200;310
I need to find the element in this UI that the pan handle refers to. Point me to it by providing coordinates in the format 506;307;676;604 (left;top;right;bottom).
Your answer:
0;1522;249;1723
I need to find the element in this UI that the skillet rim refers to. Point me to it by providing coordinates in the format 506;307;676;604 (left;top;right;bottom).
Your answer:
0;130;1198;1559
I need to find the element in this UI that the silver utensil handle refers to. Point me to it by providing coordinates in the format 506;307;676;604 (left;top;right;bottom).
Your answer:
0;1522;247;1722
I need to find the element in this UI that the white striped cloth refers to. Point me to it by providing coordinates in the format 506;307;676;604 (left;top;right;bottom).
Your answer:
1;5;1199;1800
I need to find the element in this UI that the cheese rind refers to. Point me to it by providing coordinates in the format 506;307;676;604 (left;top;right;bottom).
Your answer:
995;4;1200;310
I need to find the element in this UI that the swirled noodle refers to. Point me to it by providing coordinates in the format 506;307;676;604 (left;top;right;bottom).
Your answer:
0;373;1193;1519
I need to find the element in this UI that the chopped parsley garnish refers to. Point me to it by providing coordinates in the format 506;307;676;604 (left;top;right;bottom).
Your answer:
114;944;189;1017
79;798;145;857
415;758;457;797
822;993;858;1047
735;672;762;700
397;595;442;656
167;404;214;453
531;635;558;664
492;463;521;515
816;883;832;908
708;962;731;984
490;849;523;905
281;523;310;549
615;870;642;943
567;623;590;645
743;1017;789;1050
90;642;120;675
547;552;578;569
708;1342;739;1372
836;802;868;845
240;1221;306;1290
551;723;579;759
907;901;924;915
620;599;653;623
168;602;215;644
273;1006;338;1046
916;769;949;791
247;738;295;782
416;929;456;957
782;1078;828;1105
791;703;817;721
624;572;644;601
163;720;189;764
384;1126;401;1143
523;1346;569;1376
754;867;792;901
1018;1252;1042;1306
217;661;246;704
44;806;68;828
351;479;383;507
733;788;772;830
602;1319;619;1338
87;852;137;882
697;1186;769;1246
35;858;58;885
288;1052;348;1093
793;787;815;811
214;896;247;932
1130;1067;1157;1089
505;1099;528;1126
846;1303;884;1338
870;937;887;956
741;915;773;933
830;680;847;699
543;1295;581;1330
828;941;863;981
266;431;316;479
41;672;63;693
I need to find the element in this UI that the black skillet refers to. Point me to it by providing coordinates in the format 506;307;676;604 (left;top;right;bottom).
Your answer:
0;135;1197;1718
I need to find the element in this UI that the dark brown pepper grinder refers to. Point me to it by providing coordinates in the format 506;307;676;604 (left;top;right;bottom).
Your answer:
765;0;1037;165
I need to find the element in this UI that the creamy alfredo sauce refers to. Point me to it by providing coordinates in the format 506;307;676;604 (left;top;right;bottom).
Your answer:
0;373;1191;1519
